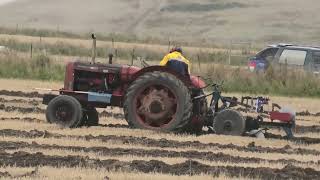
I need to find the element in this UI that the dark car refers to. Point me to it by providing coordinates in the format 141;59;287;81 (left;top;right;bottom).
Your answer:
248;44;320;74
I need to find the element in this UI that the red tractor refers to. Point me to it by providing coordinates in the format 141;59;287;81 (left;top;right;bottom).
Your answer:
43;61;209;133
42;36;295;136
42;60;296;136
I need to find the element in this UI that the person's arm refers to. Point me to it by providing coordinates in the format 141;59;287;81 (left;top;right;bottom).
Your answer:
159;54;169;66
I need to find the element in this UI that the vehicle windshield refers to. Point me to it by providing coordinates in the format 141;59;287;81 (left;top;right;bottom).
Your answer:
257;47;279;60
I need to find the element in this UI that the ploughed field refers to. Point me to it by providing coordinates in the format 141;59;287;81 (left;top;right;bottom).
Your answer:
0;79;320;179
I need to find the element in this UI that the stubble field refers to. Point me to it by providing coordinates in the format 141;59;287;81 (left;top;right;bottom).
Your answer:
0;79;319;179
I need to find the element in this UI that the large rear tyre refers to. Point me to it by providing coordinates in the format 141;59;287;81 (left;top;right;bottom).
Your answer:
46;95;83;128
82;108;99;126
213;109;246;136
124;71;193;133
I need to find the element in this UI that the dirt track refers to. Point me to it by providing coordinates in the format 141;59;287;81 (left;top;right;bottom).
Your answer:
0;87;320;179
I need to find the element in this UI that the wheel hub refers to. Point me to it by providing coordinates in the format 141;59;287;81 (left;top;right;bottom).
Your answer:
223;120;233;132
150;101;164;114
55;106;71;122
136;86;177;127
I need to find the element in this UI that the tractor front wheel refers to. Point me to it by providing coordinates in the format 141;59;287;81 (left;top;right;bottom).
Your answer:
213;109;246;136
124;71;193;133
46;95;83;128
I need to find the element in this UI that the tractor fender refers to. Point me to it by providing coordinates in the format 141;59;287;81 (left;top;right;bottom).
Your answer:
130;66;205;89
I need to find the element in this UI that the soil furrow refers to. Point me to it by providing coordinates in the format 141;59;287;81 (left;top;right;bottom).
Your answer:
0;151;319;180
295;125;320;134
264;133;320;144
0;97;40;105
0;103;319;144
0;104;124;119
0;117;44;123
3;115;320;134
236;107;320;117
0;141;317;166
0;104;44;113
0;129;319;156
0;117;127;128
1;89;319;118
0;111;319;144
0;90;43;98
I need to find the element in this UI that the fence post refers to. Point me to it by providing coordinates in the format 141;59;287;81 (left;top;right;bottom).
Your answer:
131;48;135;65
112;38;115;49
197;54;201;72
228;40;232;65
114;49;118;62
30;43;33;59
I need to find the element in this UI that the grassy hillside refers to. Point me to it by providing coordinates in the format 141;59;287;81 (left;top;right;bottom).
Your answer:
0;0;320;45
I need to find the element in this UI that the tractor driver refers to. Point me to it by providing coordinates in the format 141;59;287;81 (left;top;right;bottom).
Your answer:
159;46;191;76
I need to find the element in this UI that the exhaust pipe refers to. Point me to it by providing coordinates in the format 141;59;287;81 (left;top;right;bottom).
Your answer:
91;33;96;64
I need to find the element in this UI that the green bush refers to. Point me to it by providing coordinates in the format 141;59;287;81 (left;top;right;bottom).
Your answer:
0;53;64;81
203;64;320;97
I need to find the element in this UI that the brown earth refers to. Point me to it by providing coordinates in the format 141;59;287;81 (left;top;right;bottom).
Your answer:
0;85;320;179
0;129;319;156
0;141;318;166
0;151;319;180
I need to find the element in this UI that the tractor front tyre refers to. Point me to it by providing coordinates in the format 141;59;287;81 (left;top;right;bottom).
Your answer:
82;108;99;126
124;71;193;133
213;109;246;136
45;95;83;128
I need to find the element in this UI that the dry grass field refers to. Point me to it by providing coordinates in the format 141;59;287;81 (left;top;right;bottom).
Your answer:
0;1;320;179
0;34;241;55
0;78;320;179
1;0;320;44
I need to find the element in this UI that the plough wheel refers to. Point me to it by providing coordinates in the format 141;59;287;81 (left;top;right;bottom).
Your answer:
213;109;246;136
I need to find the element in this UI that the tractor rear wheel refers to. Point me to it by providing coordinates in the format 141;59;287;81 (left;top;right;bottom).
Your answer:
82;108;99;126
46;95;83;128
213;109;246;136
124;71;193;133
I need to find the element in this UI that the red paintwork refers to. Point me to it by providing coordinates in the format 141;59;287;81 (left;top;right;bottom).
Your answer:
112;87;123;96
270;112;293;122
65;62;205;92
62;62;206;108
190;76;206;89
130;66;207;89
120;65;141;82
64;62;75;90
131;66;188;85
